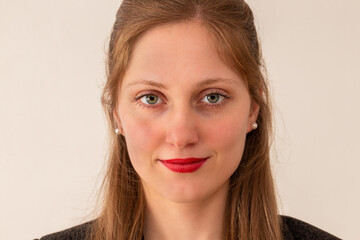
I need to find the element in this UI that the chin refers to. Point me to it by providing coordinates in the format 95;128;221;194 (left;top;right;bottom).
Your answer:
165;192;208;204
160;183;213;203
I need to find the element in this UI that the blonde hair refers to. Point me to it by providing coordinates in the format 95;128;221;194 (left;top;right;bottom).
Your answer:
90;0;282;239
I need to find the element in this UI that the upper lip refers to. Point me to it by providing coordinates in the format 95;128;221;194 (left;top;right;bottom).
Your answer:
159;157;209;164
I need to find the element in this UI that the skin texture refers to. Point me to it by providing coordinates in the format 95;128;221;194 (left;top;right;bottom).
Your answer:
114;21;259;240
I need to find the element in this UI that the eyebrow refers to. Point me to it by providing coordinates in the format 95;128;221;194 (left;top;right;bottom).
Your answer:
125;77;237;89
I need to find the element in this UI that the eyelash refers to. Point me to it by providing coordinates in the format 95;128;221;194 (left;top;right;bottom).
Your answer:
132;90;230;110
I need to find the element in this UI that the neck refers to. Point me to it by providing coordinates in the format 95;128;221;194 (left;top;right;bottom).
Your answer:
142;181;229;240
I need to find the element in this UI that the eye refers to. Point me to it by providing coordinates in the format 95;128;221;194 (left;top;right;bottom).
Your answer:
140;94;162;105
202;93;226;104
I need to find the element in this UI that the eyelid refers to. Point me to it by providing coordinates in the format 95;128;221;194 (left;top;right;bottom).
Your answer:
200;88;229;98
134;90;164;100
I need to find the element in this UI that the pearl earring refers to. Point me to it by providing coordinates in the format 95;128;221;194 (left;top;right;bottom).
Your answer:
115;128;121;134
251;122;258;129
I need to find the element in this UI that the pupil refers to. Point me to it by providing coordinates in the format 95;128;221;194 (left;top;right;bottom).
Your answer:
208;94;219;103
146;95;157;104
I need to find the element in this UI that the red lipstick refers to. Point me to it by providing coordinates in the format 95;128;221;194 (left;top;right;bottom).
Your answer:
159;157;209;173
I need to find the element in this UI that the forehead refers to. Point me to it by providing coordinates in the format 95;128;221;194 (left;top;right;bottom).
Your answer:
122;21;242;86
132;21;216;60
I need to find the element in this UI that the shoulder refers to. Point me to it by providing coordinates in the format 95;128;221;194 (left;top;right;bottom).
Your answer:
36;216;341;240
36;220;95;240
281;215;341;240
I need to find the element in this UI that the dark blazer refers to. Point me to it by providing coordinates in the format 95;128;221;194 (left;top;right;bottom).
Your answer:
36;215;341;240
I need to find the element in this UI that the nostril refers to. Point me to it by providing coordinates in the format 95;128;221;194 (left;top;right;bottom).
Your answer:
165;129;199;148
164;110;199;147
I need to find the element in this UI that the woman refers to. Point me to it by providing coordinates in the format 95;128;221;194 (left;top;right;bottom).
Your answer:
38;0;340;239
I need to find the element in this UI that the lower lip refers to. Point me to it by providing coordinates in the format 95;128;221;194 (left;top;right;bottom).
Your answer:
160;159;208;173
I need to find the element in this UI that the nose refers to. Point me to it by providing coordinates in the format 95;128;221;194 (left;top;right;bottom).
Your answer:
165;105;199;148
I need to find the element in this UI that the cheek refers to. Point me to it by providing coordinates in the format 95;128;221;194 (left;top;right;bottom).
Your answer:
121;116;162;165
205;114;248;149
203;112;249;170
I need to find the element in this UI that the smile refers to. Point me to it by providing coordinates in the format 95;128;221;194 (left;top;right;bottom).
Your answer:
159;157;209;173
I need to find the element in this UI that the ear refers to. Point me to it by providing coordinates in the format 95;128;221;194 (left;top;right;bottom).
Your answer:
112;108;123;134
247;101;260;133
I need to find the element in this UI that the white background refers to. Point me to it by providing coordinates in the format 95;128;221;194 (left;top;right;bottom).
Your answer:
1;0;359;239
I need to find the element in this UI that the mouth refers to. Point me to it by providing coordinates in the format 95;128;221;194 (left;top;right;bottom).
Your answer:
159;157;210;173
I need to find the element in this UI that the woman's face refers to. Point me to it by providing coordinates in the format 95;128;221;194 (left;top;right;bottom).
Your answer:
114;21;259;203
